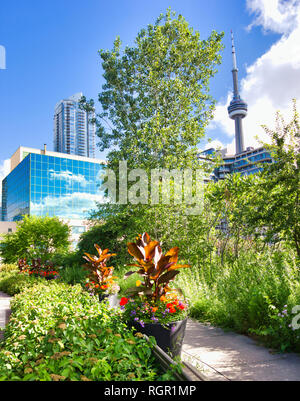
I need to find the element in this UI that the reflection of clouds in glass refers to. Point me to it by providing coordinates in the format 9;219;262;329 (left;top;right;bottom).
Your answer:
30;192;107;219
0;45;6;70
49;170;93;188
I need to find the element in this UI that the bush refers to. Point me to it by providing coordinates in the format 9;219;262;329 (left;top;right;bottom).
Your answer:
58;265;87;285
0;280;178;381
0;215;71;264
0;264;17;273
50;251;82;270
77;219;136;271
178;248;300;351
0;271;42;296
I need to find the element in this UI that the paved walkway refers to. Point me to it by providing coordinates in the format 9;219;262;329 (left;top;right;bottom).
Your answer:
182;319;300;381
0;291;12;340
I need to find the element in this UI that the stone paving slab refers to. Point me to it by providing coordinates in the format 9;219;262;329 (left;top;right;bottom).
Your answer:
182;319;300;381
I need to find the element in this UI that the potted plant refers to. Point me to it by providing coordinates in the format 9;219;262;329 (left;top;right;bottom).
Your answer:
83;244;120;304
120;232;190;358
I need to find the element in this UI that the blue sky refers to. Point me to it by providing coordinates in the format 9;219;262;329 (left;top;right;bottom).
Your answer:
0;0;299;175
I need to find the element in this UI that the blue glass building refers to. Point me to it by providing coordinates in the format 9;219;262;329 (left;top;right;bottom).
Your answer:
1;147;104;224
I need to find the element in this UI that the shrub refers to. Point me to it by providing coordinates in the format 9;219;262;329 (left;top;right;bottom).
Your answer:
0;281;178;381
0;215;71;264
58;265;87;285
0;264;18;273
77;220;135;270
50;251;82;270
0;271;42;296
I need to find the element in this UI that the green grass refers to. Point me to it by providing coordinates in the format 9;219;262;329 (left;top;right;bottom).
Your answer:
176;249;300;352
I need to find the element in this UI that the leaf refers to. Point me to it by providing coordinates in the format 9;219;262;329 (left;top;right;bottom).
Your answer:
167;263;190;271
123;270;138;279
94;244;103;255
83;253;96;262
144;241;159;261
157;270;179;285
127;242;144;261
142;232;150;244
125;287;144;295
165;247;179;264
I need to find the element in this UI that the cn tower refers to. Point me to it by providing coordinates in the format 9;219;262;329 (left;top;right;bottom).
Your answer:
227;31;248;154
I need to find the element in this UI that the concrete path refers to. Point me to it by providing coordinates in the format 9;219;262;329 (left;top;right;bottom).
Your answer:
0;291;11;340
181;319;300;381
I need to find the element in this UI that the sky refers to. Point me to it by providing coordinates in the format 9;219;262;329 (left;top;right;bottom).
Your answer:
0;0;299;197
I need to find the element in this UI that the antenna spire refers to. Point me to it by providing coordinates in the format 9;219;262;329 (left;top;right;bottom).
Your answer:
231;30;238;71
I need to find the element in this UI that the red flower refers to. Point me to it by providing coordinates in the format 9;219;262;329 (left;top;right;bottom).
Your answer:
120;297;129;306
169;307;176;313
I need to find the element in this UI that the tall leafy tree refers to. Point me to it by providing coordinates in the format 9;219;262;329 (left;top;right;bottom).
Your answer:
95;8;223;170
206;100;300;260
249;100;300;257
81;9;224;263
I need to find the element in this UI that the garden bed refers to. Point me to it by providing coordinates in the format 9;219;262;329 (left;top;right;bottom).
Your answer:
0;273;186;381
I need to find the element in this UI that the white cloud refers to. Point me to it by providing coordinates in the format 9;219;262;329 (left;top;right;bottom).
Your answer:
209;0;300;153
246;0;300;34
205;139;225;150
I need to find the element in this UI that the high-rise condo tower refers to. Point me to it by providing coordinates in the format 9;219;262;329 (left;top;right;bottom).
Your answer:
54;93;96;158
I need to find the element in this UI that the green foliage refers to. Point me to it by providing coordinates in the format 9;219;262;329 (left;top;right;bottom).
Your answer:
0;264;17;273
178;248;300;351
0;271;42;296
256;100;300;257
49;251;86;285
50;251;82;270
83;244;119;295
58;266;87;286
0;215;71;264
95;8;224;170
77;219;139;269
0;279;178;381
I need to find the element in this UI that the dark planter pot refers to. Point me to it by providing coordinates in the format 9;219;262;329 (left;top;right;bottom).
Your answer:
98;293;109;302
129;317;188;358
98;294;119;309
